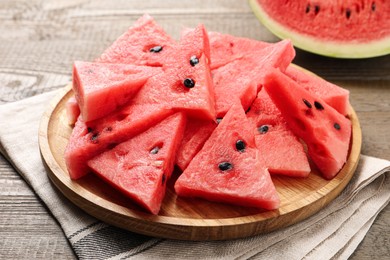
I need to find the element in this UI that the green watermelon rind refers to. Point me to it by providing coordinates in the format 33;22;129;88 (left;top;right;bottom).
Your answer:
248;0;390;59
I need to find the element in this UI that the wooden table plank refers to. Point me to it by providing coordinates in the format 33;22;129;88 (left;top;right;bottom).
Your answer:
0;0;389;259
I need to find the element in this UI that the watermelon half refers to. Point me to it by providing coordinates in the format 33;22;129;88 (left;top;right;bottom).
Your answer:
249;0;390;58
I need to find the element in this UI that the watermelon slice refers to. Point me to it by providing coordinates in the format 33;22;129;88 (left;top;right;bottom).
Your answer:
264;69;352;179
72;61;160;122
65;97;79;125
175;118;217;171
96;14;176;66
133;24;216;120
247;89;311;177
175;102;280;210
285;65;350;116
88;113;186;214
208;31;271;69
64;104;173;179
212;39;295;117
249;0;390;58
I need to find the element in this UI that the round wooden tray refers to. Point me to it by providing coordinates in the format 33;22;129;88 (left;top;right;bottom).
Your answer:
38;84;362;241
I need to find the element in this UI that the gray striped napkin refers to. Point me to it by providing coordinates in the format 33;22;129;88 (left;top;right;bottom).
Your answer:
0;89;389;260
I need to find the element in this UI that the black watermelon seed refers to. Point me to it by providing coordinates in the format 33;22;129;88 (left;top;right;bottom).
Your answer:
303;99;312;108
150;46;163;53
87;127;93;133
305;4;310;13
216;118;223;124
236;140;246;152
258;125;269;134
190;55;199;66
334;123;341;130
218;162;233;171
314;101;324;110
150;146;160;154
105;126;113;132
371;2;376;11
314;5;320;15
90;133;99;143
162;174;166;185
346;8;351;19
183;78;195;88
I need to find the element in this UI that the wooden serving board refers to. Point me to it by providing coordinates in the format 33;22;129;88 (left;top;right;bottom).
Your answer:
38;84;362;241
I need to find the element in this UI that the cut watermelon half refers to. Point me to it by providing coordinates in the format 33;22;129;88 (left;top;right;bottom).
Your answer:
175;102;280;210
264;69;352;179
88;113;186;214
72;61;161;122
64;103;173;180
96;14;177;66
249;0;390;58
247;89;311;177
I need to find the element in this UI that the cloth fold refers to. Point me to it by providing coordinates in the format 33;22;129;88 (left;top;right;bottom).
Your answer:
0;89;389;260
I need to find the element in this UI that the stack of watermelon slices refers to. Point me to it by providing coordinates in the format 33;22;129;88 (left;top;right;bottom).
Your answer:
64;14;352;215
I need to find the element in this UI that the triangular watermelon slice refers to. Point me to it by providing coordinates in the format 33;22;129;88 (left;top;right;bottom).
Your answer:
175;102;280;210
212;39;295;118
88;113;186;214
72;61;161;122
133;24;216;120
64;104;173;180
208;31;271;69
96;14;176;66
285;65;350;116
175;118;217;171
247;89;311;177
264;69;352;179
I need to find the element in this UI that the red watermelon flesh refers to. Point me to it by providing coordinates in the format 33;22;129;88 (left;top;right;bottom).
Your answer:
175;102;280;210
96;14;176;66
264;69;352;179
208;31;271;70
285;65;350;116
212;39;295;118
88;113;186;214
64;104;173;180
65;97;79;125
247;90;311;177
133;25;215;120
73;61;161;122
175;118;217;171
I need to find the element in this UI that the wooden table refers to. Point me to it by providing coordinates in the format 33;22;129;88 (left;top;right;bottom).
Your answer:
0;1;389;259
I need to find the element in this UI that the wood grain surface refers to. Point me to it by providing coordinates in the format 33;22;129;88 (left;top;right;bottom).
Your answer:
0;0;389;258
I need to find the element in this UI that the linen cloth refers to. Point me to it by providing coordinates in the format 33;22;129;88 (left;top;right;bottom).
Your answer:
0;90;389;260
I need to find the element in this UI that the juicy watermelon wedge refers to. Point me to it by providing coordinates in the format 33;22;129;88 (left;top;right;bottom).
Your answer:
175;118;217;171
64;104;173;180
175;102;280;210
285;65;350;116
65;97;79;125
88;113;186;214
247;89;311;177
208;31;271;70
133;24;216;120
264;69;352;179
73;61;161;122
212;39;295;117
96;14;176;66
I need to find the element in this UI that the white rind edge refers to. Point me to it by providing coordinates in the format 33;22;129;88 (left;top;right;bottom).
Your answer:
248;0;390;59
